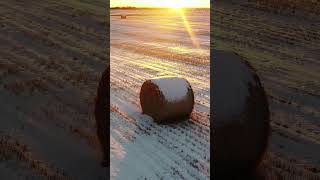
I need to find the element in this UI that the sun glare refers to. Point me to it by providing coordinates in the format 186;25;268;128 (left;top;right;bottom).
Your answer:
111;0;209;8
111;0;203;49
169;1;184;9
152;0;197;9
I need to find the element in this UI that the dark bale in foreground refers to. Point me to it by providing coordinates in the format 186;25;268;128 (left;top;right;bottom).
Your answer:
140;77;194;123
95;66;110;167
212;50;270;178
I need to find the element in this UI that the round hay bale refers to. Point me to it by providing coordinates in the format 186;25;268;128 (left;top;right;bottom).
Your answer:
140;77;194;123
212;50;270;178
95;65;109;167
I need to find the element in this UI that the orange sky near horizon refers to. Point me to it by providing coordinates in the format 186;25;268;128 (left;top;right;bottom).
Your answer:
110;0;210;8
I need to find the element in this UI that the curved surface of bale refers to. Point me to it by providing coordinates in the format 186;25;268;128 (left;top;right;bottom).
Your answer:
95;65;110;167
212;50;270;178
140;77;194;123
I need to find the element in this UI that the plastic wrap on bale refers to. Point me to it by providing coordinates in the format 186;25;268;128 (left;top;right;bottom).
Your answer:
140;77;194;123
212;50;270;178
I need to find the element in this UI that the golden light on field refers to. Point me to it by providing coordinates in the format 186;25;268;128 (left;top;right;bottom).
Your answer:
111;0;208;49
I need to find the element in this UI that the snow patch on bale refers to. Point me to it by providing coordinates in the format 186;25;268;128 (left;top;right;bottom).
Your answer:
151;77;189;103
140;77;194;123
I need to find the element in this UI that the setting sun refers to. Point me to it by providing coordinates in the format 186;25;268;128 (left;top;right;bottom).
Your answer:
159;0;191;9
110;0;210;8
169;1;184;9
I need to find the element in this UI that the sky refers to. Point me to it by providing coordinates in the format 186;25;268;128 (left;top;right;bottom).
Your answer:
110;0;210;8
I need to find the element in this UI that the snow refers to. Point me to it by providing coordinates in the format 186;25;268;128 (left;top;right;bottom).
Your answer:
111;9;210;179
150;77;190;102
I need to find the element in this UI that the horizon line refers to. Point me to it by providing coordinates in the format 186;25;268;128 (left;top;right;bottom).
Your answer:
110;6;210;9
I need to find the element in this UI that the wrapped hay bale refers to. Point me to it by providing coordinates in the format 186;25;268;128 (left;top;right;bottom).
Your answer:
212;50;270;178
140;77;194;123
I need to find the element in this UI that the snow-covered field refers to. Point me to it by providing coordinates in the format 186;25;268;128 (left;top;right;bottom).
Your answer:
110;9;210;179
